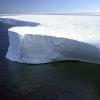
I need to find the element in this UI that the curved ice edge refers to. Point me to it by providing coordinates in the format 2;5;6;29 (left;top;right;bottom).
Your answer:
6;34;100;64
1;18;40;28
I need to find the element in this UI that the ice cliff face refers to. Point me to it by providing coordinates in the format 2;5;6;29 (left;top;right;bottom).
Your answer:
1;18;40;27
1;15;100;64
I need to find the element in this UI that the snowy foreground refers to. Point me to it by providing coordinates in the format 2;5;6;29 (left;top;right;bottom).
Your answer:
1;15;100;64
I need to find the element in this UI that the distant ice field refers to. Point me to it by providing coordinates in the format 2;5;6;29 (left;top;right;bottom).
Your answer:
1;15;100;43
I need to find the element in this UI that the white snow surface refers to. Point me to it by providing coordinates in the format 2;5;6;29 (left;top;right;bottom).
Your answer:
1;15;100;64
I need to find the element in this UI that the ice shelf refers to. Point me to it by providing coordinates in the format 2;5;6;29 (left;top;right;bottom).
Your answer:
2;15;100;64
6;26;100;64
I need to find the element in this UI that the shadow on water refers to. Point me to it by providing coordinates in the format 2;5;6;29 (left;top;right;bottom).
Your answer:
0;22;100;100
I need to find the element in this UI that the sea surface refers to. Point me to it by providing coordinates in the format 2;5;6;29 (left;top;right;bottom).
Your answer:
0;22;100;100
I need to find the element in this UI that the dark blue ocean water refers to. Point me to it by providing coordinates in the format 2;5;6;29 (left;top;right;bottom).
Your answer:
0;22;100;100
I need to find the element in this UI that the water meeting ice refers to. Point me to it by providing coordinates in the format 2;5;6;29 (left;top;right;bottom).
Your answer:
1;15;100;64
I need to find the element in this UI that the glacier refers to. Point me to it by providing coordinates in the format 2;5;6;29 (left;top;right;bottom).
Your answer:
1;15;100;64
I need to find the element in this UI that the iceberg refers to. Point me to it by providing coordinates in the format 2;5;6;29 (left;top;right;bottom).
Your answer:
1;15;100;64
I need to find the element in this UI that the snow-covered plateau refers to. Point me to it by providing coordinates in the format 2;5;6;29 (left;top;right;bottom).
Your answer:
1;15;100;64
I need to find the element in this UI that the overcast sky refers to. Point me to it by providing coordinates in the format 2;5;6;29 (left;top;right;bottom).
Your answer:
0;0;100;14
